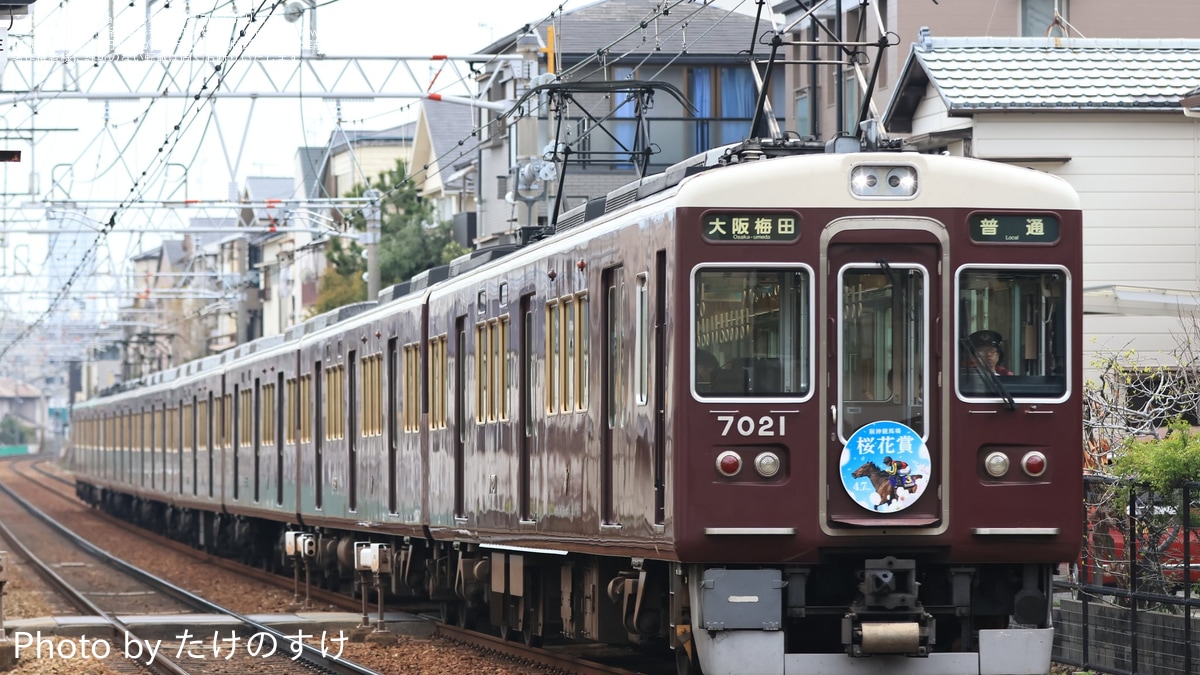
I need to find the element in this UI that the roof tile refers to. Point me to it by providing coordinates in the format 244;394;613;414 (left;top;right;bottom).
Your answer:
912;36;1200;111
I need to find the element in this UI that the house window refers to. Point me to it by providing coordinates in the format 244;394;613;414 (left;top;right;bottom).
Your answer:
613;66;639;167
508;123;519;170
794;89;811;137
1022;0;1067;36
688;65;785;149
842;70;860;136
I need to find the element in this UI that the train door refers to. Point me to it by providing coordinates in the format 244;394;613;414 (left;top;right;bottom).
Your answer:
601;266;627;526
348;349;358;512
454;317;467;519
826;236;941;526
314;361;324;510
653;251;667;525
206;391;214;499
276;371;285;507
519;293;535;521
253;379;262;503
387;337;398;514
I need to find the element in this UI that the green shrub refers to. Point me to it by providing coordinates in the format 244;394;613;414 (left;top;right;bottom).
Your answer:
1109;418;1200;494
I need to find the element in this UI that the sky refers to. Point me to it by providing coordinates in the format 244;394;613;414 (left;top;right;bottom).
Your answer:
16;1;599;192
0;0;766;367
10;0;763;189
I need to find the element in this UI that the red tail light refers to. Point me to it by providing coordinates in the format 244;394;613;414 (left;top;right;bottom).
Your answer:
716;451;742;477
1022;451;1047;477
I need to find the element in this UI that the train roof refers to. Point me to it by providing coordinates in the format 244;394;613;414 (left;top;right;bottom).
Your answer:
81;138;1079;404
673;151;1082;211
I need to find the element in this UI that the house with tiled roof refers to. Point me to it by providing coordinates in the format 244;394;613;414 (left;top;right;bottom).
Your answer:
472;0;784;244
119;239;192;378
0;377;45;452
882;31;1200;369
771;0;1200;163
411;99;478;246
317;124;415;204
237;176;303;339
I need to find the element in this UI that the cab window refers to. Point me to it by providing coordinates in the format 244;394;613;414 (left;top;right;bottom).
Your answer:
957;267;1068;400
693;267;810;398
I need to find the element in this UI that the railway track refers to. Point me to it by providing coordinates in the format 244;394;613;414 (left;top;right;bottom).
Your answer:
19;458;360;614
9;456;678;675
0;457;380;675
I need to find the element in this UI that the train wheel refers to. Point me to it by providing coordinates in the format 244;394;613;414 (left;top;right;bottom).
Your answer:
458;608;475;630
521;624;542;648
442;601;476;630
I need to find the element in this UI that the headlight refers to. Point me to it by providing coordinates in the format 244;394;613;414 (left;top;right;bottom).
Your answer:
754;451;781;478
984;451;1010;477
849;165;918;198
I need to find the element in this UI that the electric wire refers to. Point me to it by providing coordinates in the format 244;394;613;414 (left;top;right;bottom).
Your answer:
0;1;209;329
18;5;227;346
0;1;176;340
326;0;718;221
7;0;752;366
0;0;282;361
0;2;553;344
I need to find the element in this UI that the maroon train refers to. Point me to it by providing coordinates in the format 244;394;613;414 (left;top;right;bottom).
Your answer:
72;138;1083;675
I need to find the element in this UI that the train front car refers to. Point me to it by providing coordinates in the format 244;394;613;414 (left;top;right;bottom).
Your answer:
673;151;1082;675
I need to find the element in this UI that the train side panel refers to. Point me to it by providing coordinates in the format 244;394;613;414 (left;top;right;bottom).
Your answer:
70;146;1085;675
424;199;679;553
391;300;428;526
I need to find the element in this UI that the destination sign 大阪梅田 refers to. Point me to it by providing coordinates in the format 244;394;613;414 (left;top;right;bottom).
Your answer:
702;213;800;242
969;214;1060;243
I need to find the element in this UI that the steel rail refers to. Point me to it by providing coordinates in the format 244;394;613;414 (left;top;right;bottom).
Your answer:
0;465;379;675
0;478;191;675
33;458;681;674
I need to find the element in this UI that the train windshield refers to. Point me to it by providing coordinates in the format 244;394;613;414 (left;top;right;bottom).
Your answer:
838;264;928;439
693;267;810;398
957;267;1068;400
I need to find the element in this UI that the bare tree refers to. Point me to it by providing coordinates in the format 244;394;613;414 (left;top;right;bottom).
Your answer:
1082;309;1200;609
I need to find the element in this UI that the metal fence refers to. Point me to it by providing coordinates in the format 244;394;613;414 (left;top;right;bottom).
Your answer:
1053;477;1200;674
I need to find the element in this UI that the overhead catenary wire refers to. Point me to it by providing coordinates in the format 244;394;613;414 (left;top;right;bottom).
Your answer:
2;6;216;263
4;0;756;364
7;4;231;347
0;0;191;343
0;0;284;361
332;0;745;229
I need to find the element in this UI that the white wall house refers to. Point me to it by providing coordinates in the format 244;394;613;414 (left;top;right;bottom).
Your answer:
883;33;1200;373
240;176;299;338
411;99;477;225
771;0;1200;146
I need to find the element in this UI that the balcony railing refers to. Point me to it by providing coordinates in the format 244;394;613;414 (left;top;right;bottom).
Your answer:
567;116;784;172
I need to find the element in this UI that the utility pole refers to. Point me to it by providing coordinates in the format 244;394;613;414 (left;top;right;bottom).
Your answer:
363;189;382;300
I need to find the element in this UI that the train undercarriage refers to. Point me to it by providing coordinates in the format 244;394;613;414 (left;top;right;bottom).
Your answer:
78;484;1056;675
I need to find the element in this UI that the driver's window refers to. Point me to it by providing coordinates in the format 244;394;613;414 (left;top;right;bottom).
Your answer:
957;267;1068;399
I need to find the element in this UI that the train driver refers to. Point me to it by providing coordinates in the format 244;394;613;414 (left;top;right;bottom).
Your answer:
968;330;1014;376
